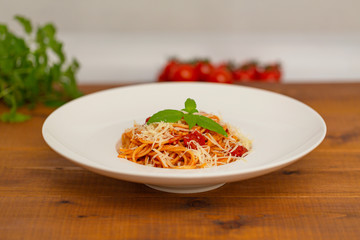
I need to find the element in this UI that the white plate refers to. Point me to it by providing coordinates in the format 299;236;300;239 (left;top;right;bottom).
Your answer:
42;82;326;193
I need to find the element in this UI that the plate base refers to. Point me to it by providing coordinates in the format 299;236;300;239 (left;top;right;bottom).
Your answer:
145;183;225;193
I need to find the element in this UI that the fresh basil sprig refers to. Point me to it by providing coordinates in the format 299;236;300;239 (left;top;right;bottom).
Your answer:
147;98;228;137
0;15;82;122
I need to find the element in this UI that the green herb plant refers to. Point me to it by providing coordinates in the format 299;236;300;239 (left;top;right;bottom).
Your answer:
147;98;228;137
0;15;82;122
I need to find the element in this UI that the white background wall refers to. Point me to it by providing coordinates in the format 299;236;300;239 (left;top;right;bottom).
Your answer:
1;0;360;83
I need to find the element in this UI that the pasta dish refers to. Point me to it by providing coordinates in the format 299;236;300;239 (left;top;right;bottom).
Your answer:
117;112;252;169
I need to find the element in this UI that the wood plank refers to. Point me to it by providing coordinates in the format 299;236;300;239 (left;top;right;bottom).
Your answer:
0;196;359;240
1;147;359;170
1;150;359;198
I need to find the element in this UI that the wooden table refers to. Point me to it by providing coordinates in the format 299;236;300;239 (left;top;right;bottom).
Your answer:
1;82;359;240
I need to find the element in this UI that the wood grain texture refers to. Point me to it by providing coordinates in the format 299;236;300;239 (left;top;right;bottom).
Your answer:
1;82;360;240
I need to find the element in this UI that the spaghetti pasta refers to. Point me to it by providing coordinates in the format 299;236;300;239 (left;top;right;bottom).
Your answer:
117;112;252;169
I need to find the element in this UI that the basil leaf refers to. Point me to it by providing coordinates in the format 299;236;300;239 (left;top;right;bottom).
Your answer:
44;99;66;108
183;113;197;130
49;39;65;63
42;23;56;39
1;111;31;123
183;98;198;114
147;110;183;124
146;99;228;137
195;115;228;137
14;15;32;34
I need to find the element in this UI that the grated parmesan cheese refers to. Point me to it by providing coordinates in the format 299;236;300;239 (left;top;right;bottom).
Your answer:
135;122;174;147
121;119;252;168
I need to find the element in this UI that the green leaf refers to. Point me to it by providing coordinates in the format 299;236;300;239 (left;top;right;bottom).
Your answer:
182;98;198;114
49;39;65;63
0;111;31;122
61;61;83;99
0;24;8;34
14;15;32;34
183;113;197;130
71;58;80;70
195;115;228;137
0;59;14;74
44;99;66;108
147;109;183;124
41;23;56;39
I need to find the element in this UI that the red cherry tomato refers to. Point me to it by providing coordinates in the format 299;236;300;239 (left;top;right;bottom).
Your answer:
217;61;236;72
260;63;281;82
207;67;233;84
195;61;214;81
183;131;206;149
231;146;248;157
169;64;198;82
157;59;179;82
233;61;260;81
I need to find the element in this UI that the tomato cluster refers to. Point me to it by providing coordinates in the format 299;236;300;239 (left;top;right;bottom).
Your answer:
157;59;281;83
